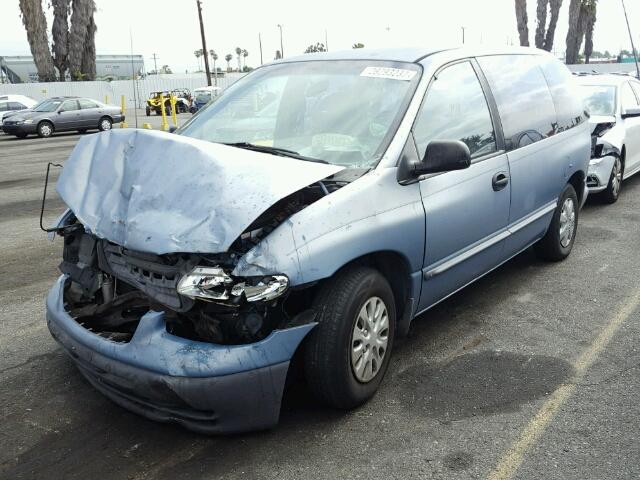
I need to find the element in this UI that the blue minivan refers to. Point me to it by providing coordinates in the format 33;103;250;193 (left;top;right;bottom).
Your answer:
46;46;590;433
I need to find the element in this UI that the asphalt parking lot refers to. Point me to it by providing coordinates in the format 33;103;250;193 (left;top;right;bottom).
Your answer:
1;121;639;480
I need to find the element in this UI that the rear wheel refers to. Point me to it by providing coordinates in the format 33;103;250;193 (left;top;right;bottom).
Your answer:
304;266;395;409
600;156;623;204
37;121;53;138
534;184;578;261
98;117;112;131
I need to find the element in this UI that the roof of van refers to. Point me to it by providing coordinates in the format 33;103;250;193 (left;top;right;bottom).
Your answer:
277;46;550;64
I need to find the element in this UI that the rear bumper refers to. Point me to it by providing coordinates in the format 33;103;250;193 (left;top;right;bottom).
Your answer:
46;275;315;434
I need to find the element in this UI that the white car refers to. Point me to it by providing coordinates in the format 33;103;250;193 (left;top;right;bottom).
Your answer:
0;94;38;130
579;74;640;203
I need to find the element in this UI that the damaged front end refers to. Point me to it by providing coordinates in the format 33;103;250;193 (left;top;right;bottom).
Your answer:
44;129;358;433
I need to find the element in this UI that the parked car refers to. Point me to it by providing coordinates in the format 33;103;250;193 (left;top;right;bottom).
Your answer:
190;86;222;113
0;94;37;131
2;96;124;138
578;74;640;203
46;47;590;433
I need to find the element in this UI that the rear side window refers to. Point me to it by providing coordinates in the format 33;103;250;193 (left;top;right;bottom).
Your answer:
478;55;556;150
413;61;496;159
79;99;99;109
538;56;586;131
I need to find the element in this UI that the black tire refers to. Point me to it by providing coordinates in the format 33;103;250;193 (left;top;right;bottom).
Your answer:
37;121;54;138
145;106;151;116
77;129;88;134
600;155;623;204
304;266;396;409
98;116;112;131
534;184;579;261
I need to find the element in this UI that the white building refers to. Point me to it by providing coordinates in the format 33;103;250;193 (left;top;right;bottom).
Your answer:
0;54;145;83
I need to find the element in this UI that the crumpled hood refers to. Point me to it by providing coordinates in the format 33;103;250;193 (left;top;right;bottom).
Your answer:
56;129;343;255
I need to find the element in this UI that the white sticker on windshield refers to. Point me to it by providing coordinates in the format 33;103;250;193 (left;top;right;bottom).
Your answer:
360;66;416;81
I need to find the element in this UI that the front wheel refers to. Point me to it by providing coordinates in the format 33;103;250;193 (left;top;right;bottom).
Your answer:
37;121;53;138
145;105;151;116
534;184;578;261
600;156;623;204
304;266;395;409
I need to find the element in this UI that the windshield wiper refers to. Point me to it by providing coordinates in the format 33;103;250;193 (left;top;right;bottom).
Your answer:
222;142;329;164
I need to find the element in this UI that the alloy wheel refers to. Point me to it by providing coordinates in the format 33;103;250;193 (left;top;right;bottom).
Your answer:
559;197;576;248
351;296;390;383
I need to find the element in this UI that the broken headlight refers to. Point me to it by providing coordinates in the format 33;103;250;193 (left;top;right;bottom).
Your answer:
177;266;288;303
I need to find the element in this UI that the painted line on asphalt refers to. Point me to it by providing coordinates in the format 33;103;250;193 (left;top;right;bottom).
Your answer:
487;287;640;480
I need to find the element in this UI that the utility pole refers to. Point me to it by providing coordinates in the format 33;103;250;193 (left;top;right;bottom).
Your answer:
196;0;212;86
461;26;466;45
277;24;284;58
325;29;329;51
259;33;264;65
151;53;159;74
621;0;640;79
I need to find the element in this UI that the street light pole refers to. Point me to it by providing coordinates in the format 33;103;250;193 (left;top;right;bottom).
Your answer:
259;33;264;65
461;26;466;45
277;24;284;58
621;0;640;79
196;0;212;86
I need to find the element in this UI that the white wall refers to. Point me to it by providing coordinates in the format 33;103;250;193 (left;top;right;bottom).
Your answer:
0;73;246;109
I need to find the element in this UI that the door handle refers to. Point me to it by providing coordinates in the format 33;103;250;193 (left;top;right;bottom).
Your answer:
492;172;509;191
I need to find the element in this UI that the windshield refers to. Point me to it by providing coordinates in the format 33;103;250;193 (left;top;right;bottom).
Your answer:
580;85;616;116
34;99;63;112
179;60;421;167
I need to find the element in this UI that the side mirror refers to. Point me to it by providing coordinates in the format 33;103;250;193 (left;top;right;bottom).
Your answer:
413;140;471;176
622;106;640;119
57;110;64;114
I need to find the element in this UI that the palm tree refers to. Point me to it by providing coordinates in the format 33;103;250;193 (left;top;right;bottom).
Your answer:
68;0;96;80
543;0;563;52
80;4;97;81
18;0;57;81
51;0;70;81
209;49;218;72
242;49;248;70
534;0;548;49
514;0;530;46
583;2;597;63
352;42;365;49
194;49;202;71
235;47;242;71
225;53;233;72
565;0;596;64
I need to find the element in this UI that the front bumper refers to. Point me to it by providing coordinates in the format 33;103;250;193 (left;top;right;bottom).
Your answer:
46;275;315;434
2;123;37;135
587;155;616;193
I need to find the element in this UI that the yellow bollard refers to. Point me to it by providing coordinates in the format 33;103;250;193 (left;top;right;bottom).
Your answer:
170;95;178;127
143;123;153;129
120;95;128;128
160;93;169;131
104;95;109;105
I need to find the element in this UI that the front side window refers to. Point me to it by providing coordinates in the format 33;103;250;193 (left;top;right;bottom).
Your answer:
179;60;421;168
413;61;496;159
621;82;639;110
478;55;557;150
580;85;616;116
